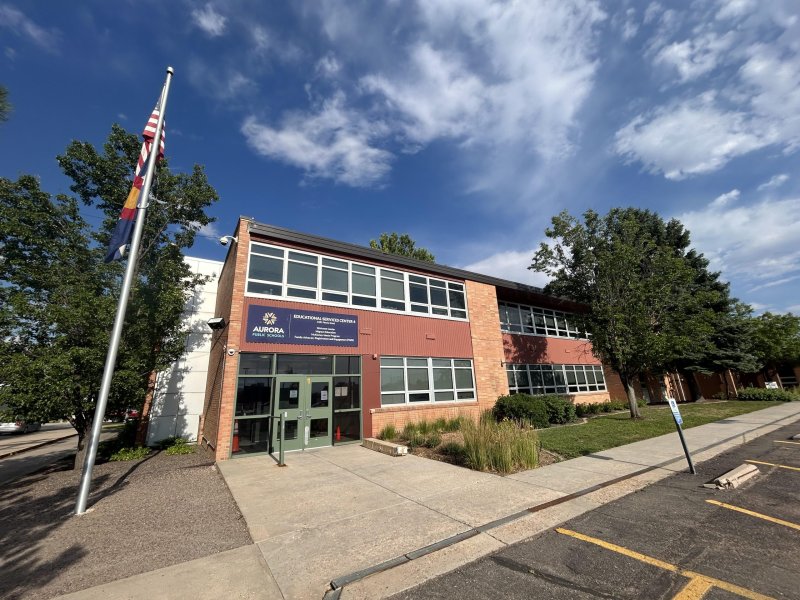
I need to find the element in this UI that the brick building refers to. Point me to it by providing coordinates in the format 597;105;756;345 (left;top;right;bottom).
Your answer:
199;217;624;461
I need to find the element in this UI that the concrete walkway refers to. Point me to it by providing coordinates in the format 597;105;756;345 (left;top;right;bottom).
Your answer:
56;402;800;600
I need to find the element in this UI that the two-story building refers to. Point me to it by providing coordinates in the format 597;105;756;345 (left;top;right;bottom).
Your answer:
199;217;623;461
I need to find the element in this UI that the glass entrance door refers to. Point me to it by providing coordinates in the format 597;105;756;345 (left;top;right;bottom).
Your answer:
273;376;332;451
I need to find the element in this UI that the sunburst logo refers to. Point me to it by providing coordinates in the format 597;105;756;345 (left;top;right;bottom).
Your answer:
262;312;277;326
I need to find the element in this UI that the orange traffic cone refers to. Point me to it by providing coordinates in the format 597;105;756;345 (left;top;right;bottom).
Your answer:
336;426;341;441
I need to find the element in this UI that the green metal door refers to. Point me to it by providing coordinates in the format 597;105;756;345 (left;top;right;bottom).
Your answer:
273;376;333;451
305;377;332;449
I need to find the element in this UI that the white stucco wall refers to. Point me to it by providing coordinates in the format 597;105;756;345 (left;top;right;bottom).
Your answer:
146;256;222;445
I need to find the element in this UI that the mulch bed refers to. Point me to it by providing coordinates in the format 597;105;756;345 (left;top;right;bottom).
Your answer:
0;449;252;600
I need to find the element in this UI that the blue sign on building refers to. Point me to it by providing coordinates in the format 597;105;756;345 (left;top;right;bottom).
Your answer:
245;305;358;347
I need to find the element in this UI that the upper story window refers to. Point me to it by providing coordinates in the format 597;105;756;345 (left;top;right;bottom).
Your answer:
498;301;585;340
246;242;468;320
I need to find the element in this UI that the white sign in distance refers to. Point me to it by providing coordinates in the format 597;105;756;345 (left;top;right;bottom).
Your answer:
765;382;779;389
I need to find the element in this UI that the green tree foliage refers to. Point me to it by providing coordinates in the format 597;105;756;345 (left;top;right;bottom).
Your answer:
369;232;435;262
0;124;218;459
531;208;712;418
749;312;800;375
0;85;10;122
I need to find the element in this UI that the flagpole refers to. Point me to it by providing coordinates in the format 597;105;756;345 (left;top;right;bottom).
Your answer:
75;66;174;515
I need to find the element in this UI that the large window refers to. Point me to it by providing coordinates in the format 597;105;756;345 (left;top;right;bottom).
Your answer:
498;301;584;339
506;363;606;395
380;357;476;406
246;242;468;320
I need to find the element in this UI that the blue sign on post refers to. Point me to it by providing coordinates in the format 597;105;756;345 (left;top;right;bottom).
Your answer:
245;305;358;346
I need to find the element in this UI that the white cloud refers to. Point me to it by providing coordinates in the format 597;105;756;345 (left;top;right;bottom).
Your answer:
463;249;550;288
653;31;734;82
715;0;757;21
276;0;606;188
315;54;341;79
198;222;221;239
619;1;800;179
710;189;740;208
0;4;59;52
678;194;800;285
241;92;393;187
757;174;789;191
615;94;774;179
191;4;227;37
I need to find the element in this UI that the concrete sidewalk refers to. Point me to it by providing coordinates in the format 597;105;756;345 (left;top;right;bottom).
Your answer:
56;402;800;600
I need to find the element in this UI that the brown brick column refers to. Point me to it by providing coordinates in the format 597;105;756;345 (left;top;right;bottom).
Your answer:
465;280;508;414
214;219;252;460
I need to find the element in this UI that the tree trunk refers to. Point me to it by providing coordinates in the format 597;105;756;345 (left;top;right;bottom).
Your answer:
135;367;158;446
73;423;90;470
620;374;642;418
680;369;704;402
722;371;731;400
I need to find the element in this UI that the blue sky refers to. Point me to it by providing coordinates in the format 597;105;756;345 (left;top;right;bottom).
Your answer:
1;1;799;314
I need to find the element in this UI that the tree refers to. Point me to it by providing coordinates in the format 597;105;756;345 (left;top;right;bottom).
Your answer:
531;208;706;418
0;85;10;122
749;312;800;384
0;124;218;462
369;232;435;262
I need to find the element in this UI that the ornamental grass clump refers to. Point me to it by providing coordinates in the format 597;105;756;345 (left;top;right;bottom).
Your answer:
461;412;539;474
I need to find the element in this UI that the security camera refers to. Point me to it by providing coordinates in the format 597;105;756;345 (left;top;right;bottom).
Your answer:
219;235;238;246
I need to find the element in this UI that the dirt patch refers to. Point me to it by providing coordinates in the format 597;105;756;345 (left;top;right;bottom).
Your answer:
0;449;251;600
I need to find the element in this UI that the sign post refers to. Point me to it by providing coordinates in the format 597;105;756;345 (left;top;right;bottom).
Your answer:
667;398;696;474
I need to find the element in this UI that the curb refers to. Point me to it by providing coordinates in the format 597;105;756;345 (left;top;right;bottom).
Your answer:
324;410;800;599
0;431;78;460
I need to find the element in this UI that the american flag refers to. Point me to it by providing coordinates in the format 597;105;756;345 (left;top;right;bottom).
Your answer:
104;98;166;263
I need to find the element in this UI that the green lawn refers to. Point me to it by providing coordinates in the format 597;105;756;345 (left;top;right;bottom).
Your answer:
538;401;784;459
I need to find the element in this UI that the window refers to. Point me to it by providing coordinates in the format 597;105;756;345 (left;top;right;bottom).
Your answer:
246;242;468;320
506;363;606;394
380;357;476;406
498;301;584;339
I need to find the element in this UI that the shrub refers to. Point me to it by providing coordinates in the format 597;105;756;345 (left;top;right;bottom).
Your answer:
405;431;425;448
416;420;433;435
461;417;538;474
609;400;627;411
736;387;796;402
422;432;442;448
166;441;195;455
443;416;465;432
493;394;549;429
541;395;577;424
109;446;150;461
377;424;397;440
401;422;418;440
440;441;467;462
157;436;187;449
433;417;448;431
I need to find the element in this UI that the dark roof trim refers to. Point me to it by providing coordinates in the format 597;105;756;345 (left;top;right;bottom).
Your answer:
247;220;581;309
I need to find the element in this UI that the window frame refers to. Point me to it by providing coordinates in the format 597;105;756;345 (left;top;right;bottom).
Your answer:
380;356;477;406
245;242;469;321
506;363;606;395
498;301;586;340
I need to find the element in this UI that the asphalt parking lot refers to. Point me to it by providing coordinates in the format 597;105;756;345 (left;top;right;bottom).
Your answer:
392;420;800;600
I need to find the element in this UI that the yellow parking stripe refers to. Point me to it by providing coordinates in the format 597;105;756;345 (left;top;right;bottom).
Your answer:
774;440;800;445
706;500;800;532
555;528;774;600
672;576;714;600
745;459;800;472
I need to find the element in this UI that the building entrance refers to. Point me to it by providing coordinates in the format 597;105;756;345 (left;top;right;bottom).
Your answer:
273;376;332;451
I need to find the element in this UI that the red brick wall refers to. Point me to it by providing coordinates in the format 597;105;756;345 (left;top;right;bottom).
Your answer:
502;333;599;365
